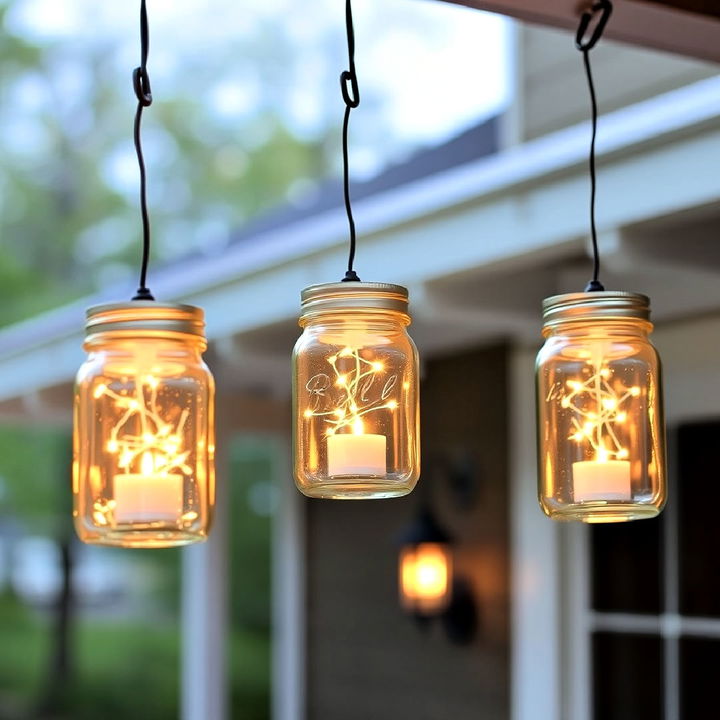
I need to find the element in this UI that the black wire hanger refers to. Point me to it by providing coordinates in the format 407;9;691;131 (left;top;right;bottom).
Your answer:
132;0;155;301
340;0;361;283
576;0;613;293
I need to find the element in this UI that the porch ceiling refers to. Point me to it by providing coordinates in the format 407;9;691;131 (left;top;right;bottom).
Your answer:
442;0;720;63
0;77;719;422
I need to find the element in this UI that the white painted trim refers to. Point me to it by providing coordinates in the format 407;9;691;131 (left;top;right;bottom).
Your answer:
588;612;662;634
272;439;306;720
181;439;229;720
510;348;561;720
0;75;718;364
561;524;591;720
2;112;719;404
663;438;680;720
589;612;720;639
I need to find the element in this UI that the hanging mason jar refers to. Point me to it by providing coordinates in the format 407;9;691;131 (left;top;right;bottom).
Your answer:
536;292;666;523
293;282;420;499
73;302;215;547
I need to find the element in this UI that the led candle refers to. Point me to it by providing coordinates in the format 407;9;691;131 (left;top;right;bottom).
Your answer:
573;459;631;502
114;452;184;523
327;424;386;477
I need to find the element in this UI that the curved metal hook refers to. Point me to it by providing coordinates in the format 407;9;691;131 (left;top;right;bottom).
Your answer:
340;70;360;109
576;0;613;52
133;66;153;107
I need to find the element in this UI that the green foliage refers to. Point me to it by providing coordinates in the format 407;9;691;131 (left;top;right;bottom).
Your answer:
0;427;68;529
229;437;275;635
0;429;275;718
0;593;49;716
0;3;334;328
0;591;271;720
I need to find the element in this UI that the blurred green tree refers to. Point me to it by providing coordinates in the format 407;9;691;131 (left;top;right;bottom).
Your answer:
0;3;331;328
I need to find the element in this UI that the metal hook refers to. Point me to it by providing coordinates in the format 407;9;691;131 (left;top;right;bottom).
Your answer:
575;0;613;52
340;70;360;109
133;66;153;107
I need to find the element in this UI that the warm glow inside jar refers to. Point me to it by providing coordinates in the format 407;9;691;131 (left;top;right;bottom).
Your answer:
536;292;666;523
74;302;215;547
293;282;420;499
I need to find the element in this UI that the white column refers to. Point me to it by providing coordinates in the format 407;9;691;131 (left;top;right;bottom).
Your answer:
181;443;229;720
561;523;591;720
510;348;562;720
272;442;306;720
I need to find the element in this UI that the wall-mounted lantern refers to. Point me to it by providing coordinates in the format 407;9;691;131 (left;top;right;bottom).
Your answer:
398;508;453;616
398;507;477;644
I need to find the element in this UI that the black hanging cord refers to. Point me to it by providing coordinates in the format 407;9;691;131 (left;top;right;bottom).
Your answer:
131;0;155;301
340;0;361;282
576;0;612;293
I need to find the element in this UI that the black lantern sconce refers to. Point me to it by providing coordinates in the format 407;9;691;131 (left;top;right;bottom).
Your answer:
398;506;478;644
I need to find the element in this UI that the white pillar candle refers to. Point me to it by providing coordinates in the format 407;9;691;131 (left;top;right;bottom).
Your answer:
327;433;386;476
572;460;632;502
114;473;184;523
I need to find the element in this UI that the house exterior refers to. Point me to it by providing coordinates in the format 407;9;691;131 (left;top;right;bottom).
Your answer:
0;12;718;720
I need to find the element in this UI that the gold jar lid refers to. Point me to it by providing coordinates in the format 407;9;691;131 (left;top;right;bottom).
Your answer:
542;291;651;330
85;301;206;340
300;282;410;322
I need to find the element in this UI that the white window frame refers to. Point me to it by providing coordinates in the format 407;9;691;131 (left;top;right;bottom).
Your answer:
556;315;720;720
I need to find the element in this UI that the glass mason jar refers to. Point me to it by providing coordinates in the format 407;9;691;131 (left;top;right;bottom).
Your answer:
293;282;420;499
73;302;215;547
536;292;666;523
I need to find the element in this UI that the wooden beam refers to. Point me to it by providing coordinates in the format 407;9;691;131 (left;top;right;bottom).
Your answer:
646;0;720;21
441;0;720;63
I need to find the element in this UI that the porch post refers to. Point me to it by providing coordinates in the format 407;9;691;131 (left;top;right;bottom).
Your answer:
181;432;229;720
510;347;562;720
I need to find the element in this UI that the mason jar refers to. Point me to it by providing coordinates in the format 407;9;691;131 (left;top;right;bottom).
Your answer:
293;282;420;499
536;292;666;523
73;302;215;547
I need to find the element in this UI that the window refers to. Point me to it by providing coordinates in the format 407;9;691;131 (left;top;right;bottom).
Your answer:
576;420;720;720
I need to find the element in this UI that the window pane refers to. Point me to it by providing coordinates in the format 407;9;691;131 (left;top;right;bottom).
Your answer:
677;421;720;617
592;633;664;720
680;636;720;718
590;519;663;613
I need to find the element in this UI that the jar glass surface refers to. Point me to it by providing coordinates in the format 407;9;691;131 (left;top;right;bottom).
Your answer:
293;308;420;499
537;316;666;523
74;332;214;547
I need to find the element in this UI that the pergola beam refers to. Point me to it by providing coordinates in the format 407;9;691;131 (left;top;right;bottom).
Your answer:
441;0;720;63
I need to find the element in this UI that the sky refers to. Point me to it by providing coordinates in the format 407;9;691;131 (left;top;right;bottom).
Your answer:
5;0;510;175
0;0;511;287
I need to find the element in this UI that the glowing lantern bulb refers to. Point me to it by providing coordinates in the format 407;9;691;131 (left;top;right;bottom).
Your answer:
398;510;453;616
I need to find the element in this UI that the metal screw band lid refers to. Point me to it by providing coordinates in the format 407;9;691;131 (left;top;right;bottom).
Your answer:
300;282;410;323
85;301;206;340
542;291;651;330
